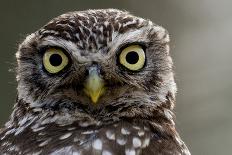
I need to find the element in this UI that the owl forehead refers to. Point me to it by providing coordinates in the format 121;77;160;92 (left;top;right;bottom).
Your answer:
38;9;151;52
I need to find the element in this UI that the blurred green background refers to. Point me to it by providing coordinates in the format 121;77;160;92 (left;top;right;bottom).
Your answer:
0;0;231;154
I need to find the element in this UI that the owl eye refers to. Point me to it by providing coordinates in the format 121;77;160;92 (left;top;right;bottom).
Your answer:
43;48;69;74
119;45;145;71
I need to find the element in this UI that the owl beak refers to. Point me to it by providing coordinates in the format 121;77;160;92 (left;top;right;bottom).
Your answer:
84;67;105;104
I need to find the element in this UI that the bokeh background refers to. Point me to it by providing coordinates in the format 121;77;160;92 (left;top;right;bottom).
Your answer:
0;0;231;154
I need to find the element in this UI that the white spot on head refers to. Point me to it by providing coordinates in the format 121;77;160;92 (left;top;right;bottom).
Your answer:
79;122;90;127
144;127;149;131
81;130;94;135
116;137;127;145
59;132;72;140
125;149;136;155
102;150;112;155
121;128;130;135
104;21;109;26
38;132;46;136
32;126;45;132
32;150;42;155
75;33;80;40
133;137;142;148
73;152;81;155
106;130;115;140
132;126;141;130
142;138;150;148
73;137;85;145
32;108;42;112
67;127;76;131
138;131;145;137
73;137;79;142
39;139;51;147
93;139;102;150
41;118;51;125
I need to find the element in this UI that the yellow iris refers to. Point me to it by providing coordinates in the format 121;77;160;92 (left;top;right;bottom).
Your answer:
43;48;69;74
119;45;145;71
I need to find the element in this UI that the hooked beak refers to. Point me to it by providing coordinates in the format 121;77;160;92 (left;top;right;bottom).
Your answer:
84;66;105;104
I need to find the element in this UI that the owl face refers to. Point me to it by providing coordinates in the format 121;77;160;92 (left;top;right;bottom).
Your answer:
16;9;175;121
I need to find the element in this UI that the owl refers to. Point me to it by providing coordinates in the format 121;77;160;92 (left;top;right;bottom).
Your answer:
0;9;190;155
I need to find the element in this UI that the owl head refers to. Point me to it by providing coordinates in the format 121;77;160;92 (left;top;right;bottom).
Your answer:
16;9;176;123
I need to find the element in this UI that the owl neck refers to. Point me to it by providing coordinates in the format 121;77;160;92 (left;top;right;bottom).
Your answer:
6;96;176;132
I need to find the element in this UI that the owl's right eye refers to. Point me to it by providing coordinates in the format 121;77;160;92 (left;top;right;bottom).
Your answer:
43;48;69;74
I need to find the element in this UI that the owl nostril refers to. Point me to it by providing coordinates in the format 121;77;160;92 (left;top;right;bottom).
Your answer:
86;62;105;77
84;69;89;76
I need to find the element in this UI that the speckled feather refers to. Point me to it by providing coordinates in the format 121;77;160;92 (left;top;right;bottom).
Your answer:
0;9;190;155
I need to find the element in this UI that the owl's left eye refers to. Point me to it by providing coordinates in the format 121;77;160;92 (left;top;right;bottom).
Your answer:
43;48;69;74
119;45;145;71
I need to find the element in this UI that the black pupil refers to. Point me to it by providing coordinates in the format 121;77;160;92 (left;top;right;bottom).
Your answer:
126;51;139;64
49;54;62;66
